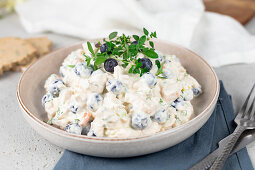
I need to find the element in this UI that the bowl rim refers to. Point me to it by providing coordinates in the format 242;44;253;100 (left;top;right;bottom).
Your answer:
17;40;220;143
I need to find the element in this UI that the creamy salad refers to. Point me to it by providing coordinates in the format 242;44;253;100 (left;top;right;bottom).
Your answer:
42;30;201;138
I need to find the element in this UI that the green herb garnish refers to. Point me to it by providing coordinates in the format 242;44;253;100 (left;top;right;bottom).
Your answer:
146;96;151;100
109;31;118;40
168;114;171;119
74;119;80;122
94;56;107;66
87;41;95;57
85;28;159;76
143;28;149;36
155;60;165;77
150;31;157;38
56;107;63;115
182;110;187;116
157;75;167;79
138;35;146;46
47;119;53;125
155;60;160;69
84;54;91;66
175;115;181;122
122;112;127;117
144;49;158;58
67;65;75;68
133;35;139;41
149;41;154;48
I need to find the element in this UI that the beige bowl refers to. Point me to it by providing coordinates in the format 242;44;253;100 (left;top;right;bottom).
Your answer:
17;40;219;157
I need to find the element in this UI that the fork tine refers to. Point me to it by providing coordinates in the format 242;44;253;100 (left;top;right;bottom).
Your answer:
240;83;255;116
246;95;255;119
252;109;255;121
250;96;255;120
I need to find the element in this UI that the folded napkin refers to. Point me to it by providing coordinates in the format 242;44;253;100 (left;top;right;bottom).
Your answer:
54;81;253;170
15;0;255;67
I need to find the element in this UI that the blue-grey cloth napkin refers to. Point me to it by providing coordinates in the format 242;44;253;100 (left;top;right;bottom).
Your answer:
54;81;253;170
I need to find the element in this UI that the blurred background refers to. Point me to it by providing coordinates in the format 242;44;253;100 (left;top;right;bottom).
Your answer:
204;0;255;25
1;0;255;169
1;0;255;67
1;0;255;24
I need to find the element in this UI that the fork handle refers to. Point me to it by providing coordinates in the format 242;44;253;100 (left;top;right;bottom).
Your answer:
210;126;246;170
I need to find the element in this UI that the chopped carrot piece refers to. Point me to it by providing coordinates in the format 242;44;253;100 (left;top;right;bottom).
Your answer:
80;112;91;126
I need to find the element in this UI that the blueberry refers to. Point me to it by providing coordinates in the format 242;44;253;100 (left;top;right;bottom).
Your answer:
131;41;138;45
131;112;151;130
192;87;201;96
106;79;124;94
59;66;65;77
74;62;93;78
49;86;60;97
42;93;53;107
87;93;103;111
69;102;79;114
141;72;157;87
171;97;184;108
49;79;65;97
138;58;152;71
81;123;91;135
95;42;101;48
87;130;97;137
100;43;109;53
64;123;82;135
151;109;168;124
104;58;118;73
52;79;64;85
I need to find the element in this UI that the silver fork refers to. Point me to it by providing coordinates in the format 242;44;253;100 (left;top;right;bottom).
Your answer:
210;84;255;170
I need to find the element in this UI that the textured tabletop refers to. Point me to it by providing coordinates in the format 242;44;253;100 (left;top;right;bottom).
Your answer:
0;14;255;170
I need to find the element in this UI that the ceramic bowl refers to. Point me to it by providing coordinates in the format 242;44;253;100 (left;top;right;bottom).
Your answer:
17;40;219;158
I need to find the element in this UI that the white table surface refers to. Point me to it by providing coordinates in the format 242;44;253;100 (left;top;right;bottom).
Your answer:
0;13;255;170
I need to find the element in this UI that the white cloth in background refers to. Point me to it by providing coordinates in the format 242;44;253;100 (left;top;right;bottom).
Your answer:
15;0;255;67
190;12;255;66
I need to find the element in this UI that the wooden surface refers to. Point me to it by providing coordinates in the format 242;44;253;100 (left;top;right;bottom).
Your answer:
204;0;255;25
